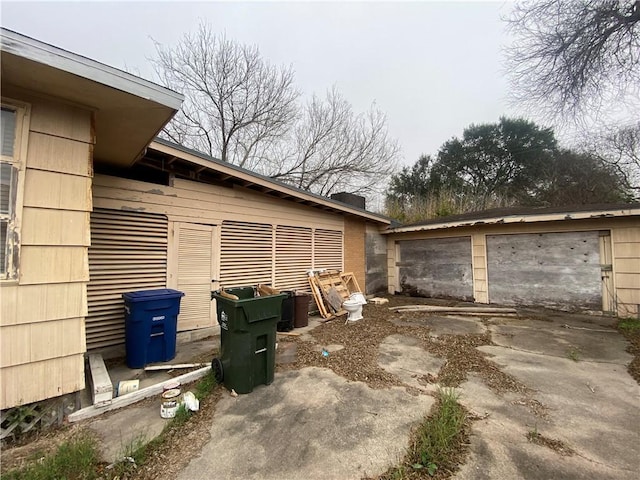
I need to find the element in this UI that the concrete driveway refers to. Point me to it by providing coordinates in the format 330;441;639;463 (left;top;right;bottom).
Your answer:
174;310;638;479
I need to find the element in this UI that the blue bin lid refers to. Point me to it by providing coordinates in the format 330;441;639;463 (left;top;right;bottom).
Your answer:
122;289;184;303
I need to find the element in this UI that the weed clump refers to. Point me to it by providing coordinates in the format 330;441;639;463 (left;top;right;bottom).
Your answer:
377;388;470;479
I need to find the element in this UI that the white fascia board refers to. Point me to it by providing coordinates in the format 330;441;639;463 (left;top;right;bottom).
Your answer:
1;28;183;109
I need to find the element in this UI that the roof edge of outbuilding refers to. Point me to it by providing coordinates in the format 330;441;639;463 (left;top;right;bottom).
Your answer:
385;203;640;234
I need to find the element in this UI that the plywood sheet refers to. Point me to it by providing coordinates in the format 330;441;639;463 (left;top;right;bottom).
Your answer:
487;231;601;310
397;236;474;301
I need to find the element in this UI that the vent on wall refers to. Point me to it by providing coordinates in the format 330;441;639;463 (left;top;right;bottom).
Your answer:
86;209;168;350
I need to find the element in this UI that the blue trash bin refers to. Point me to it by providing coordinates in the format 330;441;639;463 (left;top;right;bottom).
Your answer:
122;289;184;368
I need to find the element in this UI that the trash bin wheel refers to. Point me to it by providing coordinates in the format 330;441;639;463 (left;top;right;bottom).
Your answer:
211;357;224;384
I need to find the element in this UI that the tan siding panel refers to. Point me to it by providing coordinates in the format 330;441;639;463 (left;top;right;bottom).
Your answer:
611;227;640;243
612;243;640;258
20;246;89;284
23;169;92;211
1;318;85;367
615;273;640;289
29;99;93;143
616;258;640;273
86;209;168;350
0;283;86;326
21;208;90;246
1;354;85;410
25;131;92;176
275;225;313;292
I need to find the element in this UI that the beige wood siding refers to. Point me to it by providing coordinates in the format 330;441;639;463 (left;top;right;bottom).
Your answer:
612;226;640;317
93;175;344;230
172;222;216;331
0;95;92;409
275;225;313;292
86;209;168;350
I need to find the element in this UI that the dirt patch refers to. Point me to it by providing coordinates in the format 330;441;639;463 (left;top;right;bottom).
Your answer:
281;297;530;397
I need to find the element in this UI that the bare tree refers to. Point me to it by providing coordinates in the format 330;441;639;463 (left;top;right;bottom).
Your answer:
151;23;299;167
506;0;640;121
269;88;400;197
584;122;640;197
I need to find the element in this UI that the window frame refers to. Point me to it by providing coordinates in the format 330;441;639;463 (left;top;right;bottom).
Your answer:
1;98;30;282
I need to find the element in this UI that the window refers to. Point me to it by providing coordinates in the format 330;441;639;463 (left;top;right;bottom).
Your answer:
1;103;28;280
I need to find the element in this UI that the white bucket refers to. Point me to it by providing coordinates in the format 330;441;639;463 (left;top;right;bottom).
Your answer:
160;388;182;418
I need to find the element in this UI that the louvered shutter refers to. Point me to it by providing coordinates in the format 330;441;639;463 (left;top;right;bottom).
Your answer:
87;209;168;350
275;225;312;291
220;221;273;287
313;229;343;271
175;223;215;331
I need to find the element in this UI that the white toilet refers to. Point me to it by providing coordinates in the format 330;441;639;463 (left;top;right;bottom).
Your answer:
343;292;367;322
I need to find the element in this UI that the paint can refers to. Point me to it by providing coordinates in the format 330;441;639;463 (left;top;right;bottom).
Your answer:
160;387;182;419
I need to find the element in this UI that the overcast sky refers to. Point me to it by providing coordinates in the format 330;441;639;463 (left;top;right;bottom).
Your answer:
2;0;523;167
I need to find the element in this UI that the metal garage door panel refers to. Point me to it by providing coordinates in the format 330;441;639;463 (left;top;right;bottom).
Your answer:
487;231;601;310
397;237;473;300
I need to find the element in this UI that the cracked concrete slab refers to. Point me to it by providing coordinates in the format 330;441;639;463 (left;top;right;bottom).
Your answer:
378;334;444;391
87;404;166;463
490;318;632;363
455;321;639;480
177;367;434;480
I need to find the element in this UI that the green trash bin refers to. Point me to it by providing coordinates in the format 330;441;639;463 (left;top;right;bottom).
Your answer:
211;287;286;394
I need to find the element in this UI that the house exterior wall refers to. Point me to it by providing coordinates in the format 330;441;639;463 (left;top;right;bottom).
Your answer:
386;216;640;317
1;92;92;409
90;174;358;347
343;217;366;292
365;223;387;294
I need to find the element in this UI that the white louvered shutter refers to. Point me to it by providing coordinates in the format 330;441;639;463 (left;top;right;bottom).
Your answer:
313;229;343;271
275;225;312;292
220;221;273;288
175;223;216;331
